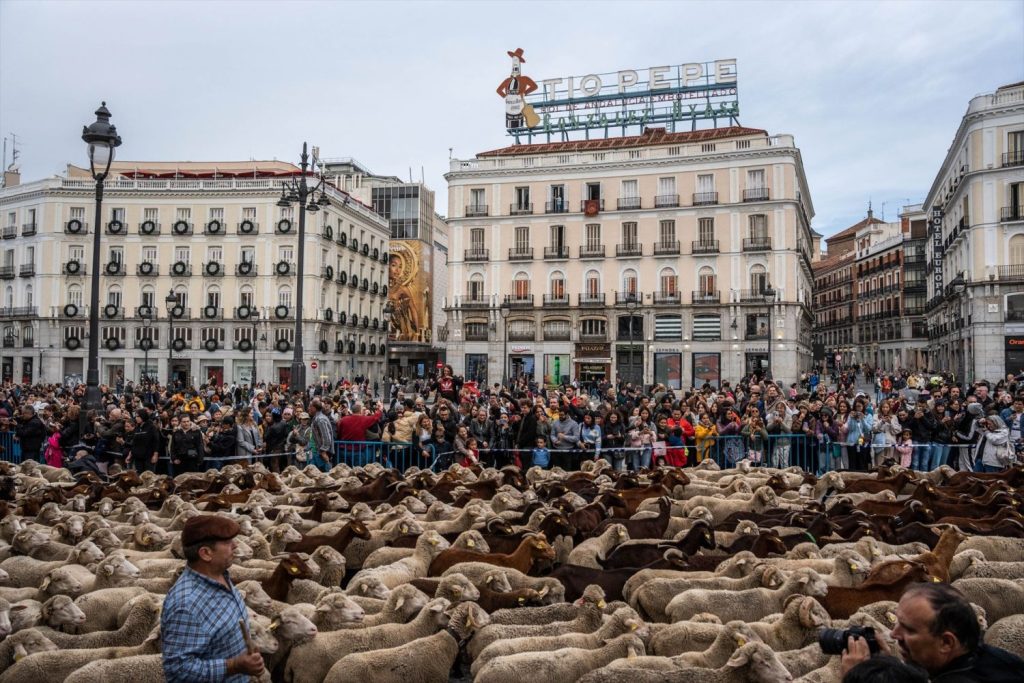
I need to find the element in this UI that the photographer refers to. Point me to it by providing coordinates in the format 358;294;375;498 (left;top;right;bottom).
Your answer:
839;583;1024;682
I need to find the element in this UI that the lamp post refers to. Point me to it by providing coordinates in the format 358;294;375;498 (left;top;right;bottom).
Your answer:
165;290;177;388
626;297;639;387
499;301;511;388
251;310;261;392
763;280;776;381
275;143;330;392
142;314;152;383
79;102;122;435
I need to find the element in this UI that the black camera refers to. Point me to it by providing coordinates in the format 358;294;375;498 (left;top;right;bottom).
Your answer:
818;626;880;655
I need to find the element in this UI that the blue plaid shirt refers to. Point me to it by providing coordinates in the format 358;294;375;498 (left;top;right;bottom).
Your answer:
161;566;250;683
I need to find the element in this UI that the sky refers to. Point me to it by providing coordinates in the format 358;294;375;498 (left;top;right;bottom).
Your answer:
1;0;1022;238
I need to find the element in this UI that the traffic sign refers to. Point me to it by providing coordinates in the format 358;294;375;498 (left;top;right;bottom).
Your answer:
310;361;318;370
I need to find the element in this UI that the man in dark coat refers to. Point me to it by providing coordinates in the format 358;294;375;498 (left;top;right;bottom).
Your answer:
14;405;46;462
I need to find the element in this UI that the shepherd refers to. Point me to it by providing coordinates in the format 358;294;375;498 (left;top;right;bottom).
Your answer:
496;48;539;129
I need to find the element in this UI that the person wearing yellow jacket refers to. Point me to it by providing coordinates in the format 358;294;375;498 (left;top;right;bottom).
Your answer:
694;414;718;463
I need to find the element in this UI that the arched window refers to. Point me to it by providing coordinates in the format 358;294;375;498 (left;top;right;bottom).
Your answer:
173;285;188;309
278;286;291;308
749;265;767;293
622;269;638;295
549;270;566;298
239;285;254;308
512;272;530;300
584;270;601;297
206;285;221;308
698;266;716;294
140;285;155;309
659;267;678;295
67;284;82;307
106;285;122;307
467;273;485;302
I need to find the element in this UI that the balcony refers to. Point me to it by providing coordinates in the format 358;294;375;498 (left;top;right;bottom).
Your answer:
692;290;720;305
464;248;490;262
0;306;37;317
21;223;37;237
18;264;35;277
105;221;127;236
653;291;681;304
63;262;84;276
543;294;570;306
580;199;605;212
653;241;680;256
578;293;606;306
693;191;719;206
465;204;489;217
168;307;192;320
544;328;572;342
691;240;720;254
274;262;294;277
135;306;157;318
738;289;773;303
545;200;569;214
1;265;17;279
509;203;533;215
236;262;257;276
202;262;224;277
1;225;16;239
465;329;489;342
904;282;926;293
137;262;159;277
654;194;680;208
1002;150;1024;168
995;264;1024;282
101;306;125;320
65;220;88;235
138;221;161;236
1001;206;1024;222
742;237;772;252
544;246;569;259
455;296;491;309
203;221;226;236
742;188;770;202
616;243;642;257
201;306;224;320
503;294;534;307
170;222;194;236
617;197;642;210
903;306;926;316
169;262;193;277
1;337;13;348
579;245;605;258
508;247;533;261
104;262;126;276
508;329;536;342
236;221;259;235
614;291;642;305
579;331;607;342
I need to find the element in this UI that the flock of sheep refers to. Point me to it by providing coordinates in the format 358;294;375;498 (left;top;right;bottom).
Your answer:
0;457;1022;682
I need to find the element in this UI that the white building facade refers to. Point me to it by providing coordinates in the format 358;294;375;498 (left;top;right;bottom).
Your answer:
0;161;391;387
444;126;816;389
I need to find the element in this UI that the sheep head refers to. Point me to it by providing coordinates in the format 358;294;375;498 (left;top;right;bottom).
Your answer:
439;573;480;604
607;607;650;640
314;592;365;626
248;616;280;654
236;580;274;613
724;620;762;649
482;570;513;593
39;566;84;597
453;530;489;553
269;524;304;549
233;538;254;562
270;606;318;643
423;597;453;627
754;564;786;588
347;575;391;600
278;553;315;580
134;523;170;550
9;628;58;663
416;530;451;558
41;594;87;628
387;583;430;620
98;552;141;584
12;527;48;555
446;601;490;642
724;641;792;682
788;568;829;598
577;584;607;610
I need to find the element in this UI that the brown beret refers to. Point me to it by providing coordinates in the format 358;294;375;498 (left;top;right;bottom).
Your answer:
181;514;240;547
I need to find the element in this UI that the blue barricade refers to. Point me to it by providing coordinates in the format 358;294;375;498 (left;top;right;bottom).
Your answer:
0;431;23;464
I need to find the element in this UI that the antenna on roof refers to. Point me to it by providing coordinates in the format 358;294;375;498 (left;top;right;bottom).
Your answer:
448;148;453;160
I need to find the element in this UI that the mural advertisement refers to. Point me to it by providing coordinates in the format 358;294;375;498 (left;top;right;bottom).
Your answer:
654;352;682;389
544;353;569;387
388;239;433;343
692;352;721;389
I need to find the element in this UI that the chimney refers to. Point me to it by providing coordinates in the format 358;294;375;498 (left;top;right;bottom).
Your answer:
2;169;19;187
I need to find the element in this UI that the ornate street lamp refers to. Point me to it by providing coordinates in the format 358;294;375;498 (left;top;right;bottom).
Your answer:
142;314;152;383
276;143;329;391
79;102;122;435
626;297;639;387
499;301;511;387
763;280;776;380
251;310;261;393
165;290;177;387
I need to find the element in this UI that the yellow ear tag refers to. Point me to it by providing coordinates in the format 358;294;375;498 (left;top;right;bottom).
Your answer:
597;600;606;609
630;623;638;631
517;597;525;603
932;577;942;582
401;524;409;533
887;613;897;624
736;637;747;646
288;565;299;574
467;540;475;548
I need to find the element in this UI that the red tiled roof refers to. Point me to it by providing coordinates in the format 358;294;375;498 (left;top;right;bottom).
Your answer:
812;251;855;274
478;126;768;157
826;216;886;243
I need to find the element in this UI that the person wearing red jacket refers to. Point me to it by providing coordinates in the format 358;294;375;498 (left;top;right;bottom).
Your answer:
666;408;695;465
336;402;383;443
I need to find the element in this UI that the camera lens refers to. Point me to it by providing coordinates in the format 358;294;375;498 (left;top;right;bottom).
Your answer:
818;628;850;655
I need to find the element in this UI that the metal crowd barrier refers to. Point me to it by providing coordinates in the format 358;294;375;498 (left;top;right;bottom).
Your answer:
0;431;23;464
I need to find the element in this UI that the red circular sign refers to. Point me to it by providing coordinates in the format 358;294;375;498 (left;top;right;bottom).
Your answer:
310;361;318;370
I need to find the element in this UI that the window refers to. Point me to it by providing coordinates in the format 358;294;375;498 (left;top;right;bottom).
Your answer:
470;188;485;209
514;226;529;250
698;217;715;243
141;287;155;308
622;269;638;294
209;207;224;220
697;174;714;193
621;222;638;247
513;273;530;299
25;286;32;308
143;208;158;221
700;143;716;153
464;322;488;341
549;225;565;249
174;246;190;264
206;287;221;308
659;220;675;244
108;246;123;264
278;287;292;308
207;246;223;262
514;186;530;208
142;246;157;262
658;177;676;196
550;272;566;298
175;208;191;221
67;285;83;307
240;246;255;264
693;314;721;341
5;212;14;227
280;206;294;220
585;270;601;296
1010;234;1024;265
279;245;294;261
70;207;85;221
585;224;601;248
621;179;638;198
617;315;643;339
543;320;571;341
470;228;485;250
747;169;765;189
111;207;125;222
242;207;256;220
659;268;678;294
107;287;121;307
585;182;601;200
750;265;767;293
654;315;682;341
698;266;717;294
581;318;606;337
468;274;485;301
239;287;254;307
26;246;34;264
749;214;768;239
549;184;565;210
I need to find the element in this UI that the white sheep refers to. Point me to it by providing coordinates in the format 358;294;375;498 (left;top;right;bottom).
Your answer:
72;586;149;632
958;554;1024;581
567;524;630;569
440;562;565;604
0;628;58;671
9;594;86;634
348;530;450;591
623;551;763;604
604;620;759;672
632;564;787;622
0;541;106;589
985;614;1024;658
61;654;164;683
474;632;645;683
952;578;1024;623
666;568;829;623
577;640;791;683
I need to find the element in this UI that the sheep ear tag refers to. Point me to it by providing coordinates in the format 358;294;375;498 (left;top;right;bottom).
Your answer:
597;600;606;609
401;524;409;533
735;636;746;647
288;565;299;574
467;540;475;548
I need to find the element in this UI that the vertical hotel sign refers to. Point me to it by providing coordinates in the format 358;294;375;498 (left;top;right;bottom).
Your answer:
497;49;739;142
931;207;944;293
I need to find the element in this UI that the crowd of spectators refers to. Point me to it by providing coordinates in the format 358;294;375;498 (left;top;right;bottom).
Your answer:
0;363;1022;478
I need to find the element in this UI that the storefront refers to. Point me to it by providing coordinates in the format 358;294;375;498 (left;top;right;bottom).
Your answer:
574;343;610;385
615;344;643;386
508;345;536;382
1007;336;1024;379
745;349;768;376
